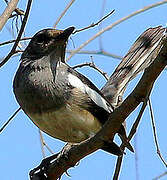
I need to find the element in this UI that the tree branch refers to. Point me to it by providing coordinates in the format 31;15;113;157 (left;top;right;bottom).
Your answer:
148;99;167;167
73;10;115;34
39;129;54;157
67;49;123;59
0;0;19;31
0;107;21;133
153;171;167;180
113;93;149;180
72;61;109;80
0;0;33;68
0;37;31;47
53;0;75;28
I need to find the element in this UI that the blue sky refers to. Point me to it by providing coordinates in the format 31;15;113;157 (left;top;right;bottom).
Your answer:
0;0;167;180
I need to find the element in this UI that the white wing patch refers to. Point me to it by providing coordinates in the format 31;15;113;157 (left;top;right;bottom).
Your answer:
68;73;113;113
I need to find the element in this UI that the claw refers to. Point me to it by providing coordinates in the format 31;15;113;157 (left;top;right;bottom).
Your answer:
65;170;71;177
29;153;59;180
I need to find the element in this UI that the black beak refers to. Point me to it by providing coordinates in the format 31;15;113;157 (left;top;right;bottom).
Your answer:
55;26;75;41
63;27;75;38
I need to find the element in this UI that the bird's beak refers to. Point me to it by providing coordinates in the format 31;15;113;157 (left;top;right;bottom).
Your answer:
62;27;75;39
52;26;75;41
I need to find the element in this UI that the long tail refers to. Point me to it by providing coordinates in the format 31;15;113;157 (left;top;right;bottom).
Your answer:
101;26;166;106
101;26;166;152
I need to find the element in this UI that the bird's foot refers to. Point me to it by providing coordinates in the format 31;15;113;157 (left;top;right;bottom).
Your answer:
29;153;59;180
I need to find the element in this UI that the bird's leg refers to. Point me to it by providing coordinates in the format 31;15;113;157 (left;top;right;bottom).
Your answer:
59;143;74;157
29;143;78;179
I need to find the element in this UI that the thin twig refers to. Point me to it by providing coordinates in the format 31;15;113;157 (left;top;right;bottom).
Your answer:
73;61;109;80
128;97;149;140
153;171;167;180
53;0;75;28
44;142;54;155
0;50;23;62
134;134;139;180
39;129;46;158
67;0;167;61
0;0;33;68
14;8;25;16
67;49;123;60
0;37;31;47
6;18;25;50
0;0;19;31
148;99;167;167
0;107;21;133
73;10;115;34
39;130;54;156
98;0;106;50
113;94;149;180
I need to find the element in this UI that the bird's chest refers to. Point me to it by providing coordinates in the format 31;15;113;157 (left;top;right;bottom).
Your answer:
28;103;102;143
14;63;67;113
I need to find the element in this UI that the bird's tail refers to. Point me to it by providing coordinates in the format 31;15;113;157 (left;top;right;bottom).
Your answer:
102;141;123;156
101;26;166;107
101;26;166;153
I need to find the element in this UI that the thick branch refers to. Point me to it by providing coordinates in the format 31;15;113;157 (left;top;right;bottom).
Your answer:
44;35;167;180
0;0;19;31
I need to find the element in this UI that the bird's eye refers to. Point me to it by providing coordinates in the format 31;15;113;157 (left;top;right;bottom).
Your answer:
35;34;50;44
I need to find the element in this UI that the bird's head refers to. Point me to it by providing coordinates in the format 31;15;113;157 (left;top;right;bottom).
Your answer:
21;26;75;61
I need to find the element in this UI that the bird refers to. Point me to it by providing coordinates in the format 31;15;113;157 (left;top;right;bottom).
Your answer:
13;26;133;156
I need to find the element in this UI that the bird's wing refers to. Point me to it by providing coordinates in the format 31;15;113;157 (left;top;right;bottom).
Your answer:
63;64;134;152
66;66;113;114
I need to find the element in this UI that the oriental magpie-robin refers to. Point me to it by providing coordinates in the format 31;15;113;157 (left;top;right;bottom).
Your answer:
13;26;166;156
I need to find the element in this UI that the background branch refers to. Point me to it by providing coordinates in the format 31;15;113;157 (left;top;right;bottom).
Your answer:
0;107;21;133
113;93;149;180
73;61;109;80
153;171;167;180
148;99;167;167
0;37;31;47
67;49;122;59
73;10;115;34
39;130;54;157
53;0;75;28
0;0;32;68
0;0;19;31
67;0;167;61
